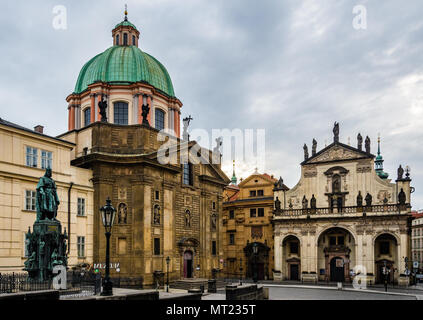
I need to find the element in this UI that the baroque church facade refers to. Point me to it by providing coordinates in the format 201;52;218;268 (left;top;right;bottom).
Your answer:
59;12;229;286
273;124;413;285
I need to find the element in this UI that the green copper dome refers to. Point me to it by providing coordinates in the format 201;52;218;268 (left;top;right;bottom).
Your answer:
74;45;175;97
114;19;137;30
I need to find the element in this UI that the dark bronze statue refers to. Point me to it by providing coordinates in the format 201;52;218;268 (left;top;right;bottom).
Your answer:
357;133;363;151
310;194;317;209
397;165;404;180
365;136;371;154
98;94;108;122
365;193;372;206
182;115;193;141
356;191;363;207
303;144;309;160
333;122;339;142
142;95;150;126
36;168;60;221
398;188;406;205
312;139;317;156
275;197;281;211
24;169;68;281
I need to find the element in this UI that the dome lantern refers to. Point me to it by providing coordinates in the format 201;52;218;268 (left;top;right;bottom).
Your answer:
112;6;140;47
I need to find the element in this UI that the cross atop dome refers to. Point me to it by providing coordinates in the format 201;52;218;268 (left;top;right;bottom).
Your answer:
124;4;128;21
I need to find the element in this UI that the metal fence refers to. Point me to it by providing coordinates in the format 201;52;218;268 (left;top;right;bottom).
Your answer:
0;272;101;296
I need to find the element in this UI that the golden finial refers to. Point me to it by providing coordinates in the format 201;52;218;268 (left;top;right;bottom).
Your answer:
124;4;128;21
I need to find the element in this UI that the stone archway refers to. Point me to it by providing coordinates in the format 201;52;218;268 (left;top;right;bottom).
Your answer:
244;242;270;281
282;235;301;281
374;233;398;284
317;227;356;282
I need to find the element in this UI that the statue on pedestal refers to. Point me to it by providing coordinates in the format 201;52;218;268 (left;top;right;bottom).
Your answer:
142;95;150;126
365;136;371;154
357;133;363;151
24;169;68;281
303;144;309;161
312;139;317;156
333;122;339;143
98;94;108;122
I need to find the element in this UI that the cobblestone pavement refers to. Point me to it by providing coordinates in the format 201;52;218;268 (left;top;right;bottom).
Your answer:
265;286;417;300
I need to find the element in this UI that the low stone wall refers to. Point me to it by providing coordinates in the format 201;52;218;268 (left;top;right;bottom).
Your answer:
0;290;59;300
225;284;266;300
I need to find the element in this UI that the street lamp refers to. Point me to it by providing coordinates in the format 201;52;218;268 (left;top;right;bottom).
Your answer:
100;197;116;296
382;261;390;292
252;243;258;283
166;256;170;293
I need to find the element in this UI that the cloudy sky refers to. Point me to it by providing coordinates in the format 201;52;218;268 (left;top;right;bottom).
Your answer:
1;0;423;208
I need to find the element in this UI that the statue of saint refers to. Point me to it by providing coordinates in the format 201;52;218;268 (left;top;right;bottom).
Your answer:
153;205;160;225
365;136;371;154
98;94;108;122
211;214;217;231
310;194;317;209
312;139;317;156
365;193;372;206
141;95;150;126
302;195;308;209
357;133;363;151
118;203;127;224
275;197;281;211
356;191;363;207
51;248;63;268
182;115;193;141
398;188;406;205
303;144;309;160
36;168;60;221
333;122;339;142
185;211;191;227
397;165;404;180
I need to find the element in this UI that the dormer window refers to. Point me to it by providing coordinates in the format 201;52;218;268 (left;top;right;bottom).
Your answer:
123;33;128;45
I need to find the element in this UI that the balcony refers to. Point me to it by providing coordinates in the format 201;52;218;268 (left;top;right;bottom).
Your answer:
273;204;410;220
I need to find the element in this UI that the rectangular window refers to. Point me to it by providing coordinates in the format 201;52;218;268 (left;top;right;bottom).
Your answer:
132;35;136;45
258;208;265;217
380;241;390;255
212;202;216;210
25;190;36;211
77;236;85;258
338;236;345;246
123;33;128;45
155;190;160;200
155;109;165;131
183;163;193;186
250;208;256;218
84;108;91;126
229;233;235;245
114;102;128;125
41;150;52;169
249;190;256;197
25;146;38;168
154;238;161;255
329;236;337;246
212;241;217;255
257;190;264;196
229;210;235;219
77;198;85;216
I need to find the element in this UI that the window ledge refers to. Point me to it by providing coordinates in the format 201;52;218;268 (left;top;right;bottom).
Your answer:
22;210;36;213
77;215;87;218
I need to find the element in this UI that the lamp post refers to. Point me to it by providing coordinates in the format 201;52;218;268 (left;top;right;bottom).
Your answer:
382;261;389;292
100;197;116;296
253;243;258;283
239;257;243;285
166;256;170;293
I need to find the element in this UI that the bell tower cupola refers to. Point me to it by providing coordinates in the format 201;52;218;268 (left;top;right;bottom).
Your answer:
112;5;140;47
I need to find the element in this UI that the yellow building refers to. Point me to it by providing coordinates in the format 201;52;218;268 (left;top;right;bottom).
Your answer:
222;168;285;281
0;118;94;273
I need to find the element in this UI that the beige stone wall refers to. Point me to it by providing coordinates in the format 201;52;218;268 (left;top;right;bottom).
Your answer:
0;123;94;273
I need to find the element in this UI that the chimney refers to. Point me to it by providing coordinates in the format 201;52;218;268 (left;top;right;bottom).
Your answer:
34;125;44;134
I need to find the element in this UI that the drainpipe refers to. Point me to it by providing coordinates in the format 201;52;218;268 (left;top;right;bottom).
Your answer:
68;182;74;255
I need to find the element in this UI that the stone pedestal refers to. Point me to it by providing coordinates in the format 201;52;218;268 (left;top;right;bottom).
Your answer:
24;219;68;281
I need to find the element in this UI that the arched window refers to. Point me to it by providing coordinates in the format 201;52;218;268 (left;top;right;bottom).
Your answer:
155;108;165;131
123;33;128;45
116;35;119;45
84;108;91;127
114;102;128;125
132;35;136;45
